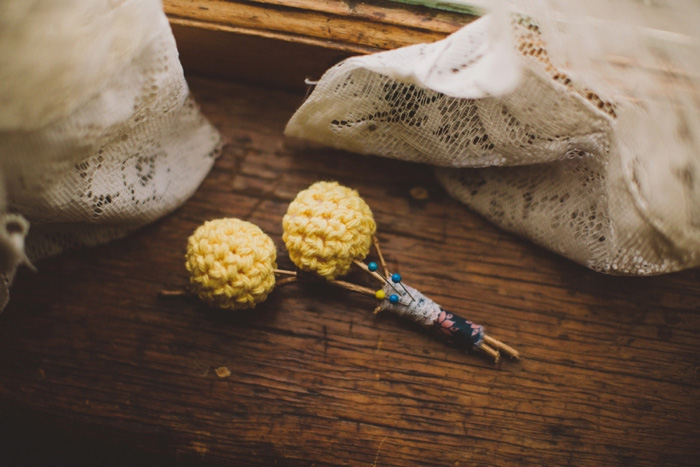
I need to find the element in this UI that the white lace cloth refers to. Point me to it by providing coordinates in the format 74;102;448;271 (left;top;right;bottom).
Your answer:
0;0;221;308
286;0;700;275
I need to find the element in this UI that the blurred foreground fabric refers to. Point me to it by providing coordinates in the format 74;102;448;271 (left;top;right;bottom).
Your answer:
0;0;221;308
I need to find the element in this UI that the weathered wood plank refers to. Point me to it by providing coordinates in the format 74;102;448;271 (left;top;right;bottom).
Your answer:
0;77;699;466
165;0;476;93
164;0;473;54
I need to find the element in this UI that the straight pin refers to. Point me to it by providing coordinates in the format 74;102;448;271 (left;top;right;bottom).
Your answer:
390;272;415;302
354;260;395;289
372;236;391;279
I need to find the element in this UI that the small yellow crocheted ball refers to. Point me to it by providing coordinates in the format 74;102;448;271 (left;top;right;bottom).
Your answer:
186;218;277;310
283;181;376;280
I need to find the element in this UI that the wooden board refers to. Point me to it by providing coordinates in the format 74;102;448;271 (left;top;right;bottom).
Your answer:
165;0;476;92
1;77;699;466
164;0;473;54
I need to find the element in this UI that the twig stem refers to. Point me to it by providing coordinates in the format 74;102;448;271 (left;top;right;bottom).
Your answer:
483;335;520;359
478;343;500;363
276;277;298;287
159;289;188;297
330;279;377;297
274;269;297;276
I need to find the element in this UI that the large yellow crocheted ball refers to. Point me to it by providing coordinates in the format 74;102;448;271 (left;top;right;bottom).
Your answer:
283;181;376;280
186;218;277;310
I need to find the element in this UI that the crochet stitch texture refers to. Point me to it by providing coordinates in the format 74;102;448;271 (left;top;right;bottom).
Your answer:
283;181;376;279
186;218;277;310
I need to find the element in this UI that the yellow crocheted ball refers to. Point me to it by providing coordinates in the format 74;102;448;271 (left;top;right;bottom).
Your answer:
283;181;376;280
186;218;277;310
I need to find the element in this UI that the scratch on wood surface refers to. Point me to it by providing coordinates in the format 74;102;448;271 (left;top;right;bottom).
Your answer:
242;173;284;220
323;325;329;359
227;139;249;188
372;435;388;467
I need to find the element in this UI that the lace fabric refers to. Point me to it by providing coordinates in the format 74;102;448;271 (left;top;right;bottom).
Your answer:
286;1;700;275
0;0;221;308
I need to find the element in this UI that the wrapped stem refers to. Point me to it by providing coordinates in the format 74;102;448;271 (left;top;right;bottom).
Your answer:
377;282;518;361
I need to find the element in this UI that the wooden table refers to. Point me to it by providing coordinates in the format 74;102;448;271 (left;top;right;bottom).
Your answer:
1;76;699;466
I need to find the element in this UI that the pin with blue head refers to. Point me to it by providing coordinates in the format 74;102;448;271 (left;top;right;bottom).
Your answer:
390;272;415;301
354;237;519;363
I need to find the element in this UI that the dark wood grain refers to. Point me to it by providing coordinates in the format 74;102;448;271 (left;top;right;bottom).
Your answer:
1;77;699;466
